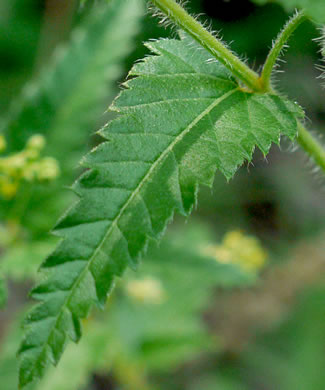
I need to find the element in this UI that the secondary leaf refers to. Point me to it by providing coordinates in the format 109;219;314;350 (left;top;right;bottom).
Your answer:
0;0;143;242
0;0;143;316
18;31;303;388
1;0;142;179
252;0;325;24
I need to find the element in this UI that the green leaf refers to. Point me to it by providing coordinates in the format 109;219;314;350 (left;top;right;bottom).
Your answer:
0;0;143;240
1;0;142;179
18;31;302;388
252;0;325;24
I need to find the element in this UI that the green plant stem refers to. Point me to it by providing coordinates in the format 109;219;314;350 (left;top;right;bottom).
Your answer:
297;123;325;172
149;0;325;173
260;11;307;91
150;0;261;91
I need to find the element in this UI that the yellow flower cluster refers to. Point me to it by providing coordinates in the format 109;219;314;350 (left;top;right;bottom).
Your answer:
126;277;166;304
204;230;267;273
0;134;60;199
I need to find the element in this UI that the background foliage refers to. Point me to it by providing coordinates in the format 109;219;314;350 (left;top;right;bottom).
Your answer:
0;0;324;389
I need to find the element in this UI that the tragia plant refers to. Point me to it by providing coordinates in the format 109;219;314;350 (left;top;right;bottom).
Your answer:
0;0;324;388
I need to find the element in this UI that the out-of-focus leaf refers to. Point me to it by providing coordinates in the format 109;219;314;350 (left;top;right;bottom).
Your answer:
0;222;254;390
2;0;143;178
252;0;325;24
0;0;143;236
243;285;325;390
116;224;255;371
0;0;143;243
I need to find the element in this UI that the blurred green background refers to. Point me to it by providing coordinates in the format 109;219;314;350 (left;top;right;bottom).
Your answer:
0;0;325;389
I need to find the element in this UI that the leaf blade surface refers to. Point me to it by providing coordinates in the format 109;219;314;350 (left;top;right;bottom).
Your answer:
19;30;303;388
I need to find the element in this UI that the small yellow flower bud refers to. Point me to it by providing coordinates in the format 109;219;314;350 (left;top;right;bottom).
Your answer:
0;136;59;197
24;148;40;160
22;162;38;181
26;134;46;151
224;230;245;249
203;230;267;273
126;277;166;304
7;154;26;172
0;135;6;152
37;157;60;180
0;177;18;199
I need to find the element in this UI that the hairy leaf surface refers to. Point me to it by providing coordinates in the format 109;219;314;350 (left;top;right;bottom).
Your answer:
18;31;303;388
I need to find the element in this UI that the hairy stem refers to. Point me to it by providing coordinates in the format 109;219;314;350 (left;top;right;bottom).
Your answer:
150;0;261;91
149;0;325;173
297;123;325;172
260;11;307;91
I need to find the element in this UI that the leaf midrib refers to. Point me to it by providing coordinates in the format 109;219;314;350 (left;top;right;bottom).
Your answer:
30;86;239;375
